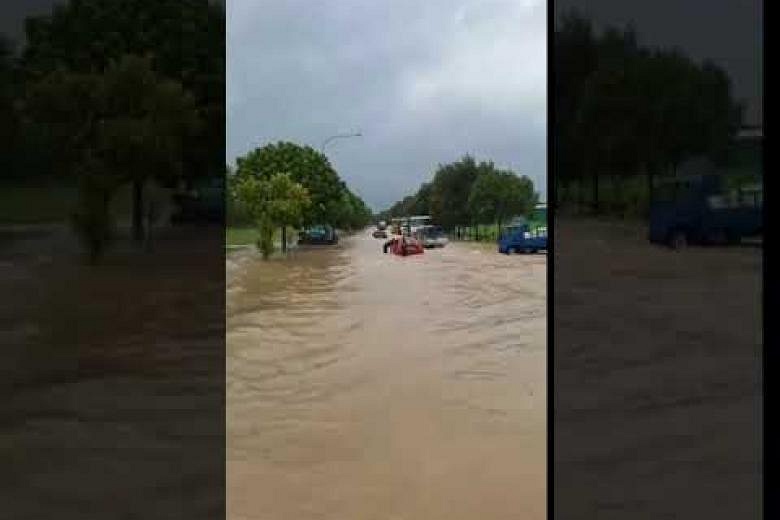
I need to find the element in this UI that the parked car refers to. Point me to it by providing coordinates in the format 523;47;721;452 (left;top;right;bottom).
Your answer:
299;225;338;245
498;223;547;254
170;176;225;224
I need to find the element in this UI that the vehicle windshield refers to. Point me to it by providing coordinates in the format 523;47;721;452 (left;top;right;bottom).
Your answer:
652;178;703;204
426;226;444;237
501;226;521;238
307;226;329;236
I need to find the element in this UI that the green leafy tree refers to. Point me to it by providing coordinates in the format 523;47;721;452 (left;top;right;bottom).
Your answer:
70;153;117;263
429;155;481;230
93;55;200;240
468;169;537;232
20;0;224;216
235;141;345;227
555;11;742;215
24;55;199;256
234;172;310;259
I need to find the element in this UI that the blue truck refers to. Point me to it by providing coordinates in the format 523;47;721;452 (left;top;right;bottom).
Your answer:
498;220;548;254
648;173;762;248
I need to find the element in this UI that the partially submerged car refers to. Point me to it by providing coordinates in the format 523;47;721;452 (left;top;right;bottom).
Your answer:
298;225;338;245
382;235;424;256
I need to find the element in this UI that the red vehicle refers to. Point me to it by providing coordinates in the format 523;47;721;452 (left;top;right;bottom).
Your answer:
382;236;424;256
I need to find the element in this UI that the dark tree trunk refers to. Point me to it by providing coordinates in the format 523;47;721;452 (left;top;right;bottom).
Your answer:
591;170;599;214
647;166;654;206
281;226;287;253
132;179;144;242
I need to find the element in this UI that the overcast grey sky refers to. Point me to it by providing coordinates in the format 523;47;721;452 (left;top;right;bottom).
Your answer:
227;0;547;211
4;1;760;210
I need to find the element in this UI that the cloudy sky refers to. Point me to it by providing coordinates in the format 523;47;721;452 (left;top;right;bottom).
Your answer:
227;0;547;211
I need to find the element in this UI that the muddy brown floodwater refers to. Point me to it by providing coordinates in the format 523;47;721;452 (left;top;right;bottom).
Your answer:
227;231;547;520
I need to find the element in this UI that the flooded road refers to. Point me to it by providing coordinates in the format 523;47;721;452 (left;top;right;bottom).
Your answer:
227;231;546;520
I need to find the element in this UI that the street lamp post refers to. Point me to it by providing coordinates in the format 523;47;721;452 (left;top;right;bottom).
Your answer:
320;132;362;153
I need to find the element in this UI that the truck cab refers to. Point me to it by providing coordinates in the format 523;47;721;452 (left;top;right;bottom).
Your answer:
498;221;547;254
649;174;762;248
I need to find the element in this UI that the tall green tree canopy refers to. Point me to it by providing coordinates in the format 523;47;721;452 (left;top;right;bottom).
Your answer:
429;155;483;229
468;169;537;227
21;0;225;179
234;172;310;229
25;55;198;187
380;156;539;231
555;9;742;207
233;141;371;230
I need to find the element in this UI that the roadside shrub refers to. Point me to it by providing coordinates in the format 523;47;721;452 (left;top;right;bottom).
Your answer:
71;178;115;263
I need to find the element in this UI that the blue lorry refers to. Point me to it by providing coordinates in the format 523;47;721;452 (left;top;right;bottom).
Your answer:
648;173;762;248
498;220;548;254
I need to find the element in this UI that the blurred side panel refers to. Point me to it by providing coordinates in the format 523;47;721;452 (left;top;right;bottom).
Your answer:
551;0;763;518
0;1;226;518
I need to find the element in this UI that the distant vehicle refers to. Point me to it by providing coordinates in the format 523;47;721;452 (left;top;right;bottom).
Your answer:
299;225;338;245
414;225;449;248
170;176;225;224
373;229;388;239
377;221;387;230
382;235;424;256
648;174;762;248
498;223;547;254
407;215;432;234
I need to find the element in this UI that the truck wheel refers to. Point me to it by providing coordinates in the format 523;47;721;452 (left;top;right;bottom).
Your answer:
668;230;688;250
507;247;516;254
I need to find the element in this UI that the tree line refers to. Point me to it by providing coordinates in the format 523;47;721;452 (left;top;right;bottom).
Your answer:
1;0;224;261
555;10;743;216
377;155;539;237
228;141;373;258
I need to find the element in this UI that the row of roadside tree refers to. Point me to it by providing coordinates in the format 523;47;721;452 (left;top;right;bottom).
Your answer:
1;0;225;262
555;10;746;217
227;141;373;258
377;155;540;239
